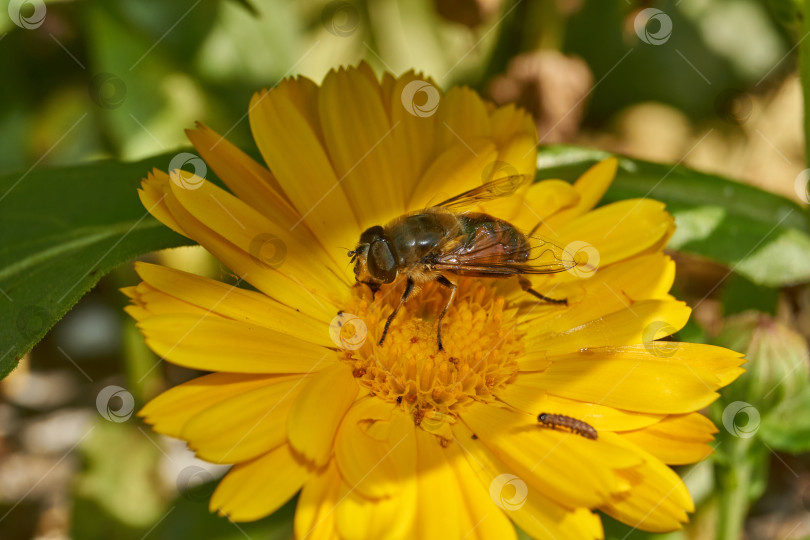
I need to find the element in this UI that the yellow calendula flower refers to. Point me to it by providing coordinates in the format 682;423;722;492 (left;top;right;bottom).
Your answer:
125;63;744;539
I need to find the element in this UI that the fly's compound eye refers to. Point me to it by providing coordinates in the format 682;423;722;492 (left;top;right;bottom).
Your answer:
368;240;397;283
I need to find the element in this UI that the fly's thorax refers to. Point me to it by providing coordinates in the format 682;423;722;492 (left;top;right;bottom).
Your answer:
385;210;460;267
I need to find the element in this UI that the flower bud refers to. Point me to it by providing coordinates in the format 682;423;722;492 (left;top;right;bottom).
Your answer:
714;311;809;415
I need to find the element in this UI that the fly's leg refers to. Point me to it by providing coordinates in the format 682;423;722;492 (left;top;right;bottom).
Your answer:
518;276;567;305
435;275;457;351
379;278;415;346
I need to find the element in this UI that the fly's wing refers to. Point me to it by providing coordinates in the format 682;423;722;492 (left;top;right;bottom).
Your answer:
429;228;576;277
434;174;532;210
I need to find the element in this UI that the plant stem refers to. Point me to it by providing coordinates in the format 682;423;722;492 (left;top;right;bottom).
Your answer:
715;437;755;540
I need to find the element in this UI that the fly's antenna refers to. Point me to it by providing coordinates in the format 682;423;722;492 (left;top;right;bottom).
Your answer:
339;246;358;263
340;247;358;271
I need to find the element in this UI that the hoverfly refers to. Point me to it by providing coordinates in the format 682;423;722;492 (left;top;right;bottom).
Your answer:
348;174;574;351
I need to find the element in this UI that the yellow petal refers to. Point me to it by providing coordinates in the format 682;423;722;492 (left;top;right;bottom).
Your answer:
334;398;416;499
288;363;359;466
139;373;286;437
408;139;498;210
355;60;382;96
132;262;334;345
461;402;640;509
618;413;717;465
496;386;664;431
185;123;292;220
270;74;324;141
518;343;736;414
478;134;539;219
126;282;220;320
445;442;518;540
318;67;402;228
388;71;440;205
541;157;618;226
167;174;347;295
157;180;339;320
295;461;342;540
516;254;676;332
525;299;692;357
509;179;580;232
185;123;346;271
403;86;538;213
123;305;151;321
539;199;675;278
119;286;138;300
335;477;416;540
249;79;359;250
137;314;336;373
181;376;307;463
436;86;491;150
414;428;462;540
210;443;309;521
138;171;187;236
598;432;694;532
489;102;537;148
452;421;603;540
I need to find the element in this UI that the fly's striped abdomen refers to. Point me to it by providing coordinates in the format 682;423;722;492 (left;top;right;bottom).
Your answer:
537;413;598;440
456;213;530;264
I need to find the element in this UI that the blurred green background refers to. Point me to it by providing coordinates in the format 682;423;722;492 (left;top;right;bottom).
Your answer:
2;0;810;539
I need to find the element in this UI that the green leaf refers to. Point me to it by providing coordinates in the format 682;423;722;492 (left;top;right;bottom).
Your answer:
71;420;296;539
148;488;296;540
536;145;810;287
763;0;803;33
72;420;169;534
721;273;779;316
0;151;193;379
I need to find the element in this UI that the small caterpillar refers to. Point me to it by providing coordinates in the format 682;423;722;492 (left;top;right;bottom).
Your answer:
537;413;598;440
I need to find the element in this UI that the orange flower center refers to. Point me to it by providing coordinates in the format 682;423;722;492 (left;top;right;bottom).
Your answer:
336;278;523;433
